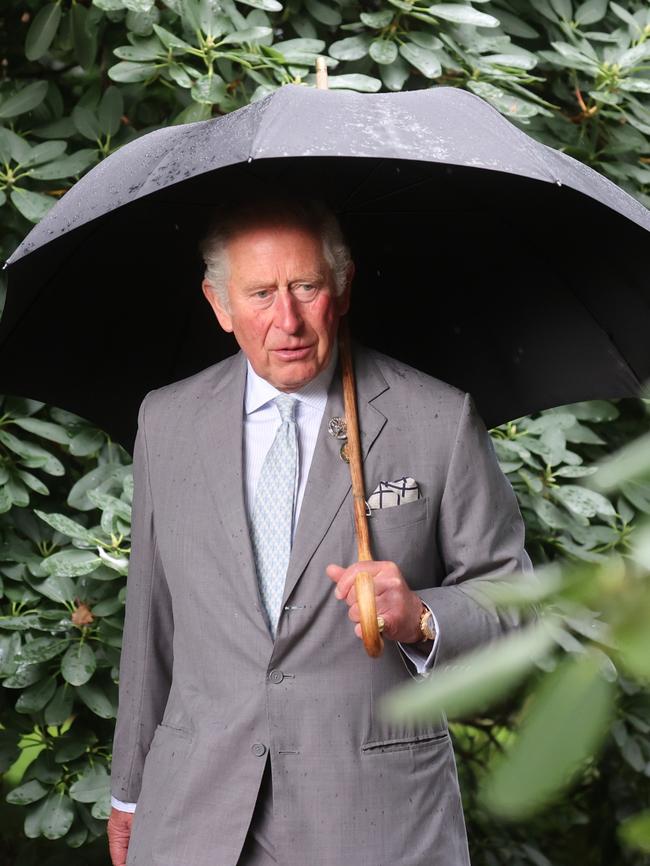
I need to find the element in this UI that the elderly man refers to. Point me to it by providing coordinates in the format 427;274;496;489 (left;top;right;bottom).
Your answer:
108;195;534;866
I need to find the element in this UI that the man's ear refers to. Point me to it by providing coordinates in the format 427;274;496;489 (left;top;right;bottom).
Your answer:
337;261;354;317
202;279;233;333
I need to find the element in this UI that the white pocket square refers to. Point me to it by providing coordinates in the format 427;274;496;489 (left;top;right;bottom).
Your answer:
367;476;421;510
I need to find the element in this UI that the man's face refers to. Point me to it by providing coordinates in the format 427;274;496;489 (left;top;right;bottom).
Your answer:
202;221;352;392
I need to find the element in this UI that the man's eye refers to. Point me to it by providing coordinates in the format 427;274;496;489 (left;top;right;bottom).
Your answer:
254;289;271;299
295;283;318;296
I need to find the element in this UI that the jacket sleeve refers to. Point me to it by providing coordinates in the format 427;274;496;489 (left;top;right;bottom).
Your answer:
110;394;174;803
417;391;535;669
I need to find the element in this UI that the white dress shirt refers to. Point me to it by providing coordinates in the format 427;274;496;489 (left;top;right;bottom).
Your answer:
111;346;438;813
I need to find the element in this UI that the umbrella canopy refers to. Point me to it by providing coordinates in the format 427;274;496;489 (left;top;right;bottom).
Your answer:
2;84;649;450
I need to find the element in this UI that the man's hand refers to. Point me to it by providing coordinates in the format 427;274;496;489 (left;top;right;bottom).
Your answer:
108;807;134;866
326;560;424;644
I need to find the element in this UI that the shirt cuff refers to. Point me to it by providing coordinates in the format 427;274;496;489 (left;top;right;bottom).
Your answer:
111;796;137;812
397;602;440;679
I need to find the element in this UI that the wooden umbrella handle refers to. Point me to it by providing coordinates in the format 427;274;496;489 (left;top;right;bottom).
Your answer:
339;319;384;658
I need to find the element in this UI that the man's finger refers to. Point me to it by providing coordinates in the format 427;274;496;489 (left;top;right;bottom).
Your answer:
107;808;133;866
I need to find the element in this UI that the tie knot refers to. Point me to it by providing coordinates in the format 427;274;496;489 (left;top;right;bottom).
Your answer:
275;394;297;423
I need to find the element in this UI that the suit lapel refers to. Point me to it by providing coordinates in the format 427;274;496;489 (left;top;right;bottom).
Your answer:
281;346;389;609
194;351;268;630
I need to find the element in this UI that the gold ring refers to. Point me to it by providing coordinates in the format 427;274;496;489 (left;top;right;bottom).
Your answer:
377;615;385;632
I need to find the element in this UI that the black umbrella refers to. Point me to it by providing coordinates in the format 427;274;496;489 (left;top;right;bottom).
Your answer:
2;83;649;451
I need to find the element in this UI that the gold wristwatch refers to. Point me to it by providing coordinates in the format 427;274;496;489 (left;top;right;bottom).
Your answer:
418;601;436;642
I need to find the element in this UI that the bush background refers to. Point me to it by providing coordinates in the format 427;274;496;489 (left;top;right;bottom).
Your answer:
1;0;650;863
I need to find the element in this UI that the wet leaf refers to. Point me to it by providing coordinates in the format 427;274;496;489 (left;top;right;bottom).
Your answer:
9;188;56;223
399;43;441;78
380;624;553;722
428;3;499;27
41;790;75;839
0;81;48;119
61;642;97;686
15;676;57;713
44;683;74;726
481;653;614;818
7;779;49;806
25;4;62;60
69;763;110;803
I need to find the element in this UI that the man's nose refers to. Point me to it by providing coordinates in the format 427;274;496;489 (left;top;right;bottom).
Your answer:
274;289;303;333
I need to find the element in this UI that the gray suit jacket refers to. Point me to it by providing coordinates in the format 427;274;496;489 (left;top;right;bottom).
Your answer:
110;343;533;866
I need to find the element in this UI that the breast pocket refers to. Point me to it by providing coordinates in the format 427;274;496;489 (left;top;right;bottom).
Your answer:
367;496;429;530
366;497;434;589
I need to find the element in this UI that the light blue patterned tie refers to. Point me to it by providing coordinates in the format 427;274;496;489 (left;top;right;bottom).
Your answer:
251;394;298;638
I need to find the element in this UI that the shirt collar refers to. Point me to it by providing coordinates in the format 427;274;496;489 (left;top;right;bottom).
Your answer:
244;342;339;416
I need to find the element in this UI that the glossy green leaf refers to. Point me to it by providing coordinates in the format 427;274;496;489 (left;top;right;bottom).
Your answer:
44;683;75;726
123;0;155;11
378;54;410;90
237;0;282;10
369;39;397;64
7;779;49;806
17;637;68;664
191;75;227;104
610;2;643;33
551;485;616;520
61;643;97;686
361;9;394;27
318;73;381;92
399;43;441;78
34;573;77;603
0;128;31;164
408;31;443;49
113;40;163;61
25;4;62;60
41;790;75;839
69;763;110;803
428;3;499;27
33;509;97;543
481;653;614;818
549;0;571;19
305;0;342;26
9;188;56;223
69;428;105;457
380;625;554;723
71;4;97;69
91;789;112;819
77;681;116;718
3;662;48;688
19;140;67;169
219;26;272;44
98;86;124;136
29;148;97;180
153;23;195;51
41;548;102;578
329;35;370;60
0;81;48;119
108;60;156;83
15;676;57;713
575;0;607;25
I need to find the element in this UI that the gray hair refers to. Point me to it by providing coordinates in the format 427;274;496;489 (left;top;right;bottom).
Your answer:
198;196;352;310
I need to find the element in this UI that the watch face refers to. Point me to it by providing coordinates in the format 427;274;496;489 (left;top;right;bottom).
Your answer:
422;612;435;640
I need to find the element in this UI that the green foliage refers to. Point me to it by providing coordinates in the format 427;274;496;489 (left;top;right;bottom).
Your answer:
1;0;650;863
384;397;650;863
0;395;132;860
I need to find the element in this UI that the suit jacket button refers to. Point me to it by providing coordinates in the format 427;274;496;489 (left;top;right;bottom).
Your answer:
251;743;267;757
268;669;284;684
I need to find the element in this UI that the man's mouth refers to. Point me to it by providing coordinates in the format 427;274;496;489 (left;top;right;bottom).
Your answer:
273;346;314;360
